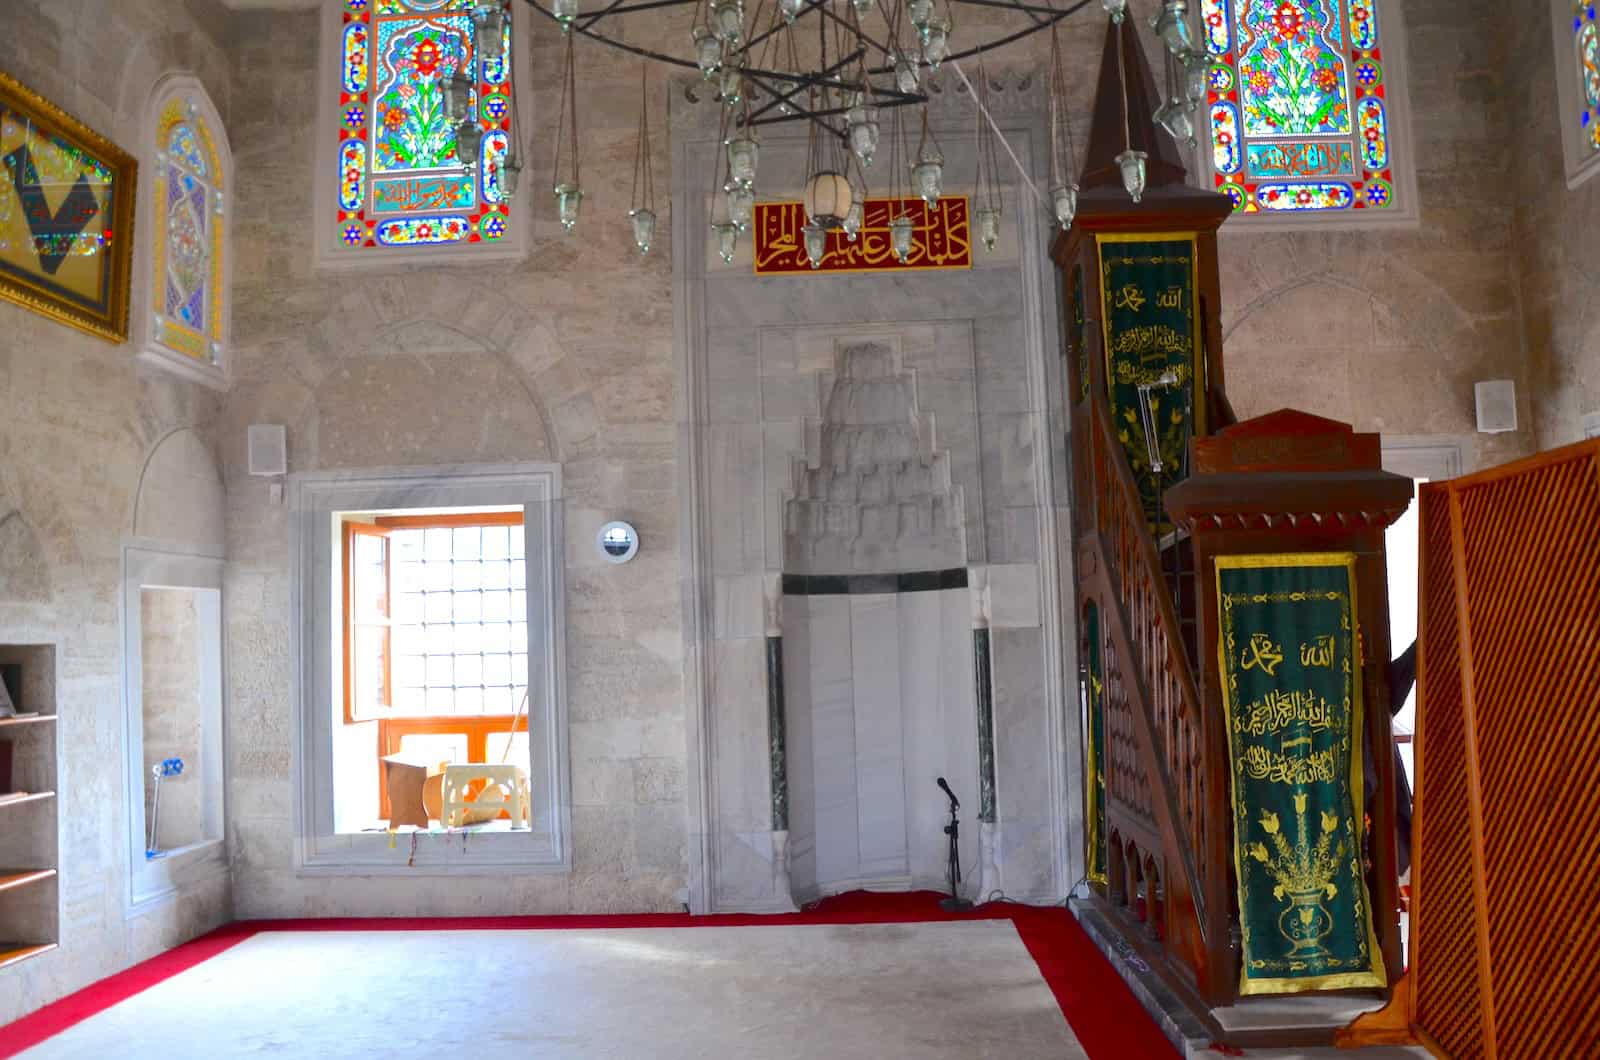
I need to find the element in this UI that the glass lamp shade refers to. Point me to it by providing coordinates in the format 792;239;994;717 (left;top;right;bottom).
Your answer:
550;0;579;30
726;134;760;187
694;27;722;78
712;220;739;263
455;121;484;166
719;66;743;105
475;3;508;55
1182;50;1211;109
1151;1;1192;55
803;170;853;228
1102;0;1127;23
850;0;874;15
847;106;880;167
629;207;657;253
912;145;944;205
888;213;915;263
908;0;934;30
1115;149;1147;203
842;199;864;242
446;71;475;122
1154;97;1196;146
726;182;755;230
713;0;744;45
802;223;827;269
499;155;522;201
895;52;920;94
779;0;804;22
554;181;583;230
1049;182;1078;231
975;205;1001;252
922;15;951;68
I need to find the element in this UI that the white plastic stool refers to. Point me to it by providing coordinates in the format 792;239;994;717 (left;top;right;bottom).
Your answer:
440;763;529;828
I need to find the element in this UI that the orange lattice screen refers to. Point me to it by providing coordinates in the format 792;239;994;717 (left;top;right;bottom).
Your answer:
1409;441;1600;1059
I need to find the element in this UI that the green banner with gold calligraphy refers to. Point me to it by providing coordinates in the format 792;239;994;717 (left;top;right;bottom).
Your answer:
1217;553;1386;996
1097;234;1204;530
1085;600;1107;886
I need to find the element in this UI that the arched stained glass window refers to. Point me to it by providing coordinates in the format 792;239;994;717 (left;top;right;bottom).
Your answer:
1573;4;1600;155
333;0;513;252
1200;1;1405;217
143;82;230;387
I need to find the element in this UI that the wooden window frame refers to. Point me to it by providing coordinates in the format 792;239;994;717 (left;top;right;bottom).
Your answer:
342;520;392;725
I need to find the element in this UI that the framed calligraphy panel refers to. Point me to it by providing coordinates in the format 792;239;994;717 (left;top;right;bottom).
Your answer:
0;72;136;342
753;196;971;275
1095;233;1205;530
1216;552;1386;996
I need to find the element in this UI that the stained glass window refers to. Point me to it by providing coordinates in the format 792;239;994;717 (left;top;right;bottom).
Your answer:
151;96;227;368
335;0;512;251
1202;1;1400;215
1574;3;1600;155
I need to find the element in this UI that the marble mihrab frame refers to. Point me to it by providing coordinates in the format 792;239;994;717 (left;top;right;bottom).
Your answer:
0;70;137;342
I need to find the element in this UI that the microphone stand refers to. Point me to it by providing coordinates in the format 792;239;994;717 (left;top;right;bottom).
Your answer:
938;781;972;912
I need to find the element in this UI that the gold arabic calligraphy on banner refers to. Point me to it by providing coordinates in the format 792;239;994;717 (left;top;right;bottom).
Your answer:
753;196;971;274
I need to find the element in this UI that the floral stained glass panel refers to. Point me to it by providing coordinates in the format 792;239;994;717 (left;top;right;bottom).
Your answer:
1204;1;1399;215
335;0;512;251
1576;4;1600;153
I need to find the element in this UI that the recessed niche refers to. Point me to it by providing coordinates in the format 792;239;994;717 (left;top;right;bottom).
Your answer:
0;643;60;971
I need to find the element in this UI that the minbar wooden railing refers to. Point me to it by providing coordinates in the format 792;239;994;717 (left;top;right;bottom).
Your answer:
1075;393;1220;1000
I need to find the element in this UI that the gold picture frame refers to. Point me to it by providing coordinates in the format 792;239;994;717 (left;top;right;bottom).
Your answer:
0;70;136;343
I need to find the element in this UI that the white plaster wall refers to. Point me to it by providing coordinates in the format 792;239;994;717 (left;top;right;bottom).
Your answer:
0;0;235;1026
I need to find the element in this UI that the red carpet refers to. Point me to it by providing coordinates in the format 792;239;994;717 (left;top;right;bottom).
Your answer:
0;891;1175;1058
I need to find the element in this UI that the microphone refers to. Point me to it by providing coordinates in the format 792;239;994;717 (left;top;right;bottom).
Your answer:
936;776;959;810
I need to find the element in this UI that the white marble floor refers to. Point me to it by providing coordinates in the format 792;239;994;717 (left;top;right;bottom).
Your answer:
20;921;1090;1060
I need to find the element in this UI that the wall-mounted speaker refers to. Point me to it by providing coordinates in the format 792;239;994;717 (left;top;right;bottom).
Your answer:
1474;380;1518;435
247;425;287;476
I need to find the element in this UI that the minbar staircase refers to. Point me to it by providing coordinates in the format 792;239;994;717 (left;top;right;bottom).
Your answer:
1054;16;1407;1054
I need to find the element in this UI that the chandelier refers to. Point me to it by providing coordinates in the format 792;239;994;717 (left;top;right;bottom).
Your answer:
493;0;1216;255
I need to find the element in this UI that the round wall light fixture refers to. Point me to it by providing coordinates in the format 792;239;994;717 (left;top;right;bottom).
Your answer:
597;521;639;564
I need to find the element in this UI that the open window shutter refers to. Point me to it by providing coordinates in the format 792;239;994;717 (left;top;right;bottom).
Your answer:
343;521;392;722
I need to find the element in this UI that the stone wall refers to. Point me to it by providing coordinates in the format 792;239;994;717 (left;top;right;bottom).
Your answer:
141;589;204;851
217;7;687;917
0;0;233;1025
1508;0;1600;448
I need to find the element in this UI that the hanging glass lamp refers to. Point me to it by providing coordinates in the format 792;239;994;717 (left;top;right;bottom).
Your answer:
849;0;874;15
1151;1;1193;56
1154;97;1195;146
895;51;921;94
842;199;864;242
554;181;583;230
550;0;580;31
912;142;944;205
712;220;739;263
446;71;475;122
719;66;743;105
802;223;827;269
803;171;852;228
922;15;952;68
908;0;934;32
975;205;1001;252
1115;149;1147;203
629;207;657;253
726;133;760;187
499;154;522;201
1049;182;1078;231
475;1;508;58
779;0;804;23
1102;0;1127;22
847;106;880;167
455;121;484;167
726;182;755;230
889;213;915;263
694;27;722;78
1182;50;1211;110
713;0;744;45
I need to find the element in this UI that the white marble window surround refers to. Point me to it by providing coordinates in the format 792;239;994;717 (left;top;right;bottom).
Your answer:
288;464;569;874
121;542;228;917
